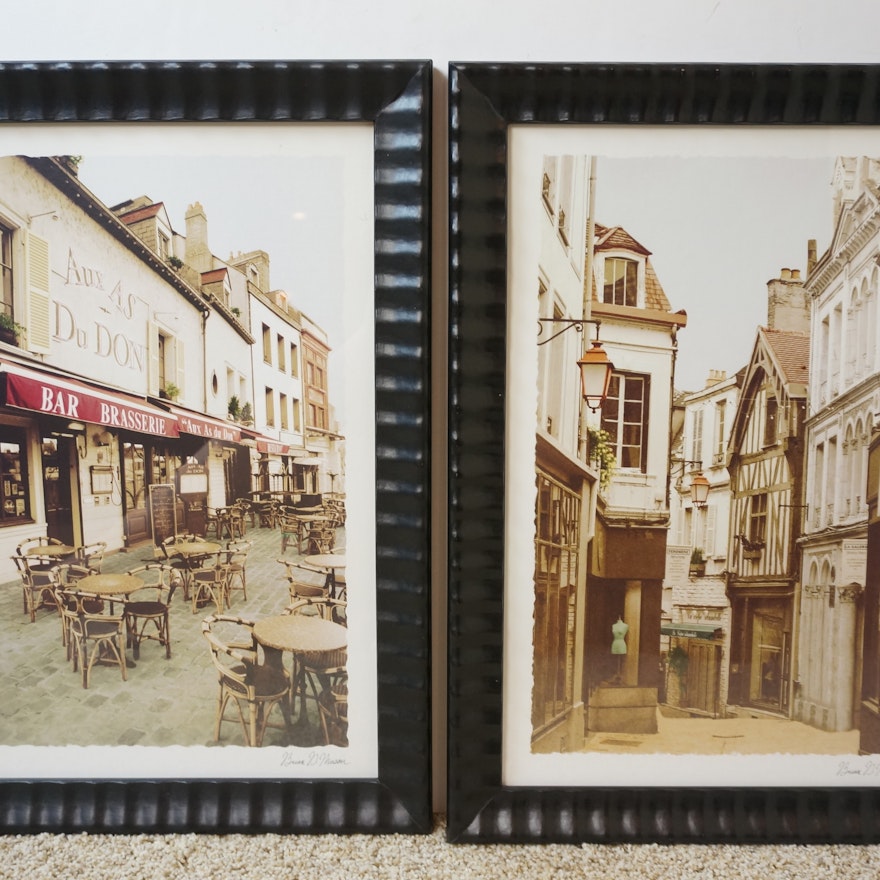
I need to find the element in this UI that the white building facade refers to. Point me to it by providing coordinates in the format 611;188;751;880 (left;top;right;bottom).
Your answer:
664;369;742;717
797;156;880;733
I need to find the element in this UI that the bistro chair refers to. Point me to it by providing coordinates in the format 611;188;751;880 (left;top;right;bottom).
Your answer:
205;508;221;540
16;535;64;557
220;539;251;605
201;614;290;747
305;519;335;555
277;559;331;606
283;597;348;716
76;540;107;574
160;533;200;599
59;588;127;689
278;509;304;555
234;498;256;530
12;554;60;623
317;675;348;747
123;564;177;660
189;551;228;614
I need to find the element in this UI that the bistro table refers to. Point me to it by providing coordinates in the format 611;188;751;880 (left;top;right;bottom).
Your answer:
24;543;77;570
253;614;348;724
24;543;76;559
169;541;221;601
303;554;346;600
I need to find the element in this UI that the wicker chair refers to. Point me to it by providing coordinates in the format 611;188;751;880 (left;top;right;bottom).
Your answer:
76;541;106;574
277;559;331;606
220;540;251;605
283;598;348;718
317;676;349;747
201;614;290;747
58;588;127;689
123;564;176;659
12;554;60;622
189;552;228;614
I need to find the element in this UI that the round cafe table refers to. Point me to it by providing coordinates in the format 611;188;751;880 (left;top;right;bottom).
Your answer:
303;554;346;600
172;541;221;557
75;572;144;596
253;614;348;723
25;543;76;558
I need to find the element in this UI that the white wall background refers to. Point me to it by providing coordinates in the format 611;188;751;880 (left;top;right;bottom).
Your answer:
5;0;880;811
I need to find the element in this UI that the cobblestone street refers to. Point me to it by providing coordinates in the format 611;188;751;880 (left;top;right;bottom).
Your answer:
0;521;344;749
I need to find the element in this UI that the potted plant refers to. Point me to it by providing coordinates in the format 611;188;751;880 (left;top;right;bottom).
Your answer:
239;401;253;425
160;382;180;401
689;547;706;577
0;313;23;346
228;395;241;420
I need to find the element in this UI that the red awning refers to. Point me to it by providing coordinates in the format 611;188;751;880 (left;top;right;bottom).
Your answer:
160;403;242;443
1;360;179;438
256;437;290;455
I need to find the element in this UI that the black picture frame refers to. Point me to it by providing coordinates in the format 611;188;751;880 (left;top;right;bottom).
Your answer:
0;60;432;835
447;62;880;844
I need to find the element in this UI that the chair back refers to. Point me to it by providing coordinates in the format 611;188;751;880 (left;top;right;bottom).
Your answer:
126;563;176;604
201;614;258;684
278;559;330;601
77;541;107;573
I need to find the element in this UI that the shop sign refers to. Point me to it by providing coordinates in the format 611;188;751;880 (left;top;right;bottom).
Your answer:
3;366;178;437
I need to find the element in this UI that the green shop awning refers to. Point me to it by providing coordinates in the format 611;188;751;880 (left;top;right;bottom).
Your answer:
661;623;722;641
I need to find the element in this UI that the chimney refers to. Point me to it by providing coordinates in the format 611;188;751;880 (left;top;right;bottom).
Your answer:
705;369;727;388
767;267;810;334
807;239;817;276
184;202;212;273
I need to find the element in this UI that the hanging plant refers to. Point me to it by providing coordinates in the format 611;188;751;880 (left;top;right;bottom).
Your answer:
587;427;616;494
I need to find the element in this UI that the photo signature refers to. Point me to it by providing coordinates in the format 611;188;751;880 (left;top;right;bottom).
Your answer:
836;760;880;778
280;750;350;769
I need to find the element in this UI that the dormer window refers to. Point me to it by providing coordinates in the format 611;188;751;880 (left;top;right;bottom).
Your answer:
603;257;638;307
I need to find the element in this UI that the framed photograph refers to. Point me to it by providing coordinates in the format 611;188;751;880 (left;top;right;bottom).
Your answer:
0;60;431;834
448;63;880;843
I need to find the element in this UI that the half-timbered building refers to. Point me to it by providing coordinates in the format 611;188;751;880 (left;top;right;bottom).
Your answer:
726;272;810;719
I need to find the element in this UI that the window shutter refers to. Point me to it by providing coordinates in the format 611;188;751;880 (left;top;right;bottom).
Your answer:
704;505;717;557
147;322;160;395
24;231;51;353
175;336;186;401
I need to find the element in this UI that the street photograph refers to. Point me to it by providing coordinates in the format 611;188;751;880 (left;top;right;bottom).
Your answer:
507;145;880;768
0;133;378;779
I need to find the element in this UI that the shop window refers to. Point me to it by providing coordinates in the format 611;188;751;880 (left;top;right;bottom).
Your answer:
0;430;31;523
600;371;650;472
532;471;581;734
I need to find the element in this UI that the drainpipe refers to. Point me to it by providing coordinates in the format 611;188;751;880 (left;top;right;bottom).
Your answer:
201;304;210;413
578;157;598;462
665;325;679;511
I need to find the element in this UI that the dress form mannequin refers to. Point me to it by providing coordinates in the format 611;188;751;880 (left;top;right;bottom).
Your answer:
611;616;628;682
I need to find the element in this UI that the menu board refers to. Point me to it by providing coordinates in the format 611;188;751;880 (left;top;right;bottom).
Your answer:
149;483;177;546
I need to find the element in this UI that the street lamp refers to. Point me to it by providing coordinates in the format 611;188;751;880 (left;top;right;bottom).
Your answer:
578;338;614;413
689;471;710;508
670;458;710;508
538;317;615;411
